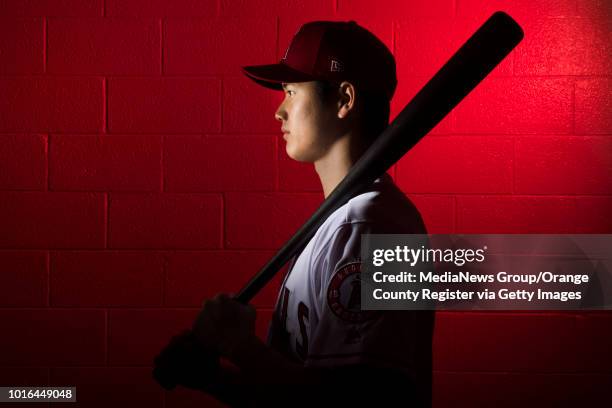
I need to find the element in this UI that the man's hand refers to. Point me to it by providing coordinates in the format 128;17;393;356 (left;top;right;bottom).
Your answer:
192;293;257;360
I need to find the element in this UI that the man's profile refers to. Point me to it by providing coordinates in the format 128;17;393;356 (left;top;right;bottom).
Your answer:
172;20;435;407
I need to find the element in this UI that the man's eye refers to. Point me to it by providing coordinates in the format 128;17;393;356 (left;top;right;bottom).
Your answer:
286;90;295;96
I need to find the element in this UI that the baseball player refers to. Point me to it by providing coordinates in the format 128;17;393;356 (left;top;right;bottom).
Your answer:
189;21;435;407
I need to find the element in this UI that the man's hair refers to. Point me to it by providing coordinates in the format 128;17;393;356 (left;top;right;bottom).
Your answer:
313;80;390;144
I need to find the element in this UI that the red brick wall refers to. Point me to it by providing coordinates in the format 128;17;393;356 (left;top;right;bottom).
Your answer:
0;1;610;407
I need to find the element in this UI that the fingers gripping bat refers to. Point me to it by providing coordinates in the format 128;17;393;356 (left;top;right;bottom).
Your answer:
153;11;524;390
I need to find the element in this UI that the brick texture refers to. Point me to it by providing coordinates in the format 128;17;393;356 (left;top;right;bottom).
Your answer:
575;78;612;134
0;0;103;16
1;1;611;406
164;18;276;76
396;136;514;194
456;196;579;233
514;17;611;76
456;0;578;21
0;78;104;133
220;0;332;18
109;193;223;248
106;0;216;17
577;0;612;19
0;251;47;306
435;372;612;408
164;135;275;192
455;77;573;134
338;0;454;19
49;135;162;192
223;75;283;134
0;192;105;248
0;309;105;365
50;251;164;307
0;134;46;190
515;136;612;194
47;18;161;75
574;197;612;233
108;78;221;134
436;312;580;372
0;18;43;74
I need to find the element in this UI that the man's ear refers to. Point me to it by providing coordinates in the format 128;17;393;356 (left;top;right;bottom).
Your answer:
337;81;356;119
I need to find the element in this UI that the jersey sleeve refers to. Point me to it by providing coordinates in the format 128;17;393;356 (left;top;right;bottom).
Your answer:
305;221;434;380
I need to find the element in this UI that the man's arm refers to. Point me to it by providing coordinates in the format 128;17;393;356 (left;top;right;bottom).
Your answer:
191;294;426;407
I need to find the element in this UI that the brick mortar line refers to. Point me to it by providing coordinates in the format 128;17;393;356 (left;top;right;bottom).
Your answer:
453;195;458;233
221;193;226;249
219;77;224;133
1;74;610;79
512;136;516;195
1;191;610;197
275;16;280;60
104;309;109;366
274;131;280;191
161;254;168;307
160;135;165;192
17;367;610;374
0;307;273;311
43;17;47;73
45;251;50;307
2;132;610;136
45;134;50;192
0;74;228;78
391;20;396;56
103;77;107;133
0;309;597;314
432;370;612;375
572;78;576;134
0;249;283;253
160;18;164;76
104;193;109;249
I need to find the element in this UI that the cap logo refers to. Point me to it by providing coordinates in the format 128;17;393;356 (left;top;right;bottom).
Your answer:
330;58;344;72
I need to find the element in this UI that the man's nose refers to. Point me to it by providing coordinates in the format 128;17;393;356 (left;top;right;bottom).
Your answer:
274;104;286;122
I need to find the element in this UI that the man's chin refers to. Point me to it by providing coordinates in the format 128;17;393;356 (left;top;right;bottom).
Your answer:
287;152;314;163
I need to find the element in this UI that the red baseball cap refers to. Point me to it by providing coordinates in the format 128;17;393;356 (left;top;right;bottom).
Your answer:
242;21;397;100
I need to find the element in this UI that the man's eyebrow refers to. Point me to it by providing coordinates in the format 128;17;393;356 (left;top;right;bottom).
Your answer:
281;83;288;90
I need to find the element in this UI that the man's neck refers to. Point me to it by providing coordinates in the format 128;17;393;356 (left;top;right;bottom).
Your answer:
314;133;367;198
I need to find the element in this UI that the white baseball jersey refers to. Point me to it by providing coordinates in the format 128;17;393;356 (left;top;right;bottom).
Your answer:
267;173;434;397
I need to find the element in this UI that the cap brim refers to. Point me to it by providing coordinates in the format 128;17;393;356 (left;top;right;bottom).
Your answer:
242;63;317;90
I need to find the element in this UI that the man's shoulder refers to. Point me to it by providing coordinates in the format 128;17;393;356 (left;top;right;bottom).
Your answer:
310;175;427;257
343;174;426;234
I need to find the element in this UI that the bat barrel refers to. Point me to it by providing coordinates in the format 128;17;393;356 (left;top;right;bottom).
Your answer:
235;11;523;303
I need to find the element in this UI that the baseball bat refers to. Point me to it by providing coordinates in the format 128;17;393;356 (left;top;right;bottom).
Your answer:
235;11;523;302
153;11;523;390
